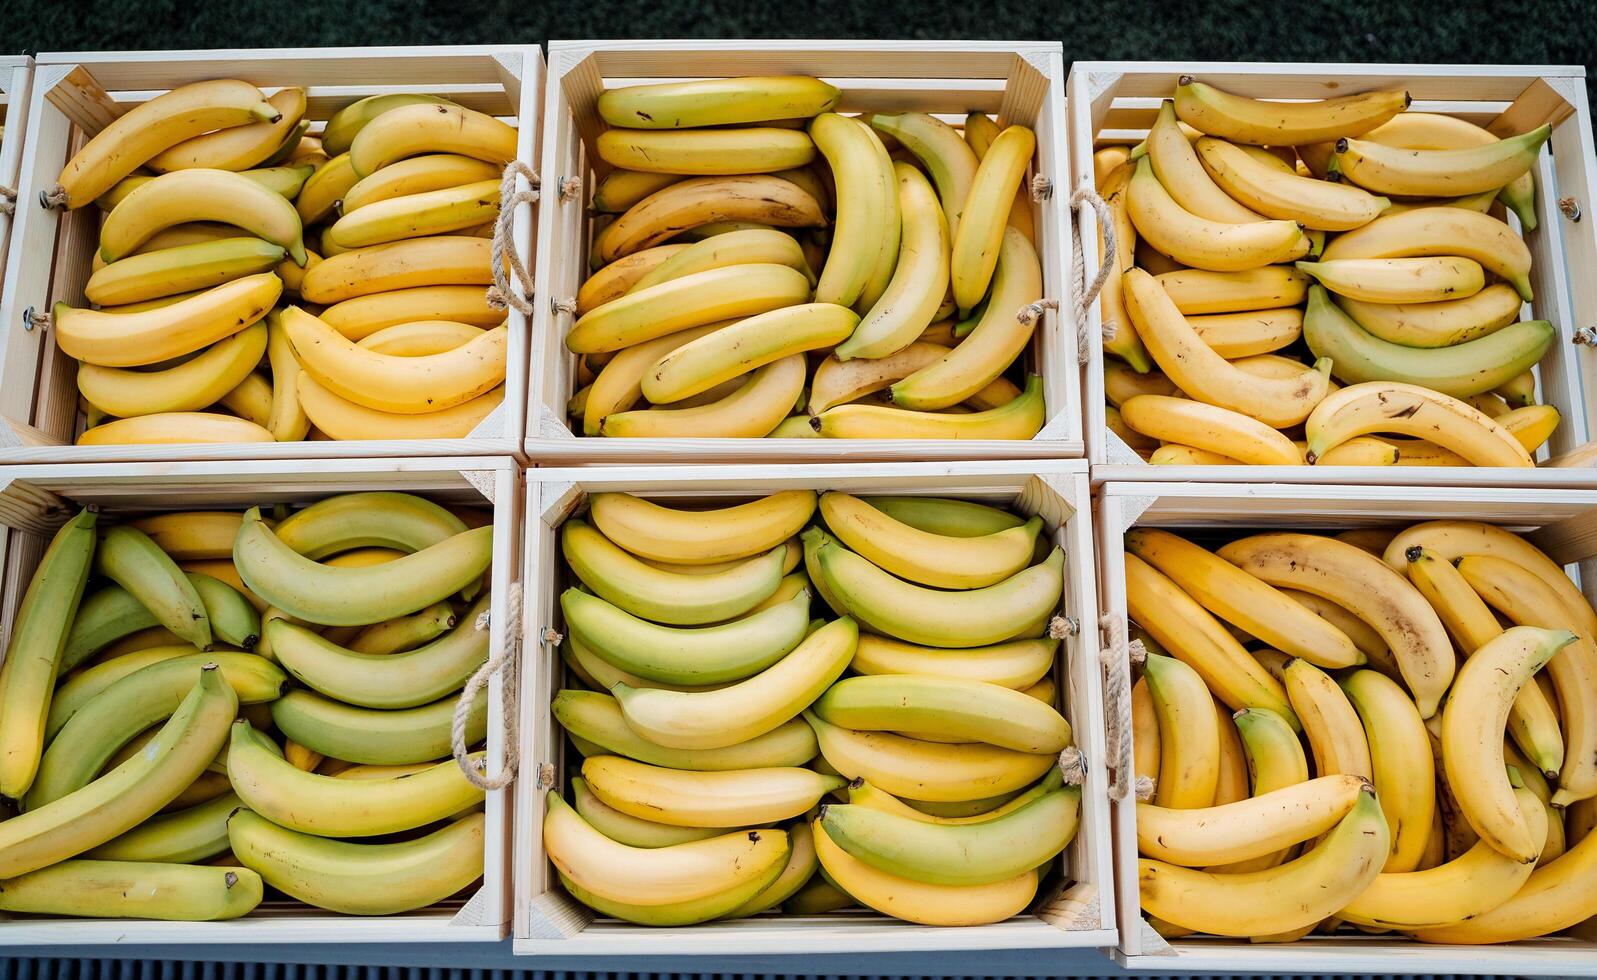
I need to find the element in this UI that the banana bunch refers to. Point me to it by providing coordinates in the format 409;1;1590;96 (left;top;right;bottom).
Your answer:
1099;77;1557;468
568;76;1048;440
0;490;495;920
1124;521;1597;942
48;81;517;445
545;490;1079;926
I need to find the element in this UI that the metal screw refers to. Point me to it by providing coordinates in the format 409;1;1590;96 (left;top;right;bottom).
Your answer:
1561;197;1583;222
1573;327;1597;347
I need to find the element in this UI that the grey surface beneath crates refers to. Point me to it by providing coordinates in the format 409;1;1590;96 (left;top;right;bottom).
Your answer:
0;967;1518;980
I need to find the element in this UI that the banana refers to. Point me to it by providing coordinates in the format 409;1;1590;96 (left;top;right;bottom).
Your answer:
1127;158;1307;271
849;119;900;313
86;786;237;862
869;111;979;242
27;652;285;808
562;587;810;687
1119;395;1299;465
811;818;1035;925
78;320;268;418
849;635;1055;691
1125;553;1298;722
295;152;359;224
1225;707;1311;870
64;572;260;668
598;76;838;129
612;618;854;750
592;171;684;213
1328;124;1551;197
340;153;502;215
234;508;491;626
347;602;456;655
582;323;726;433
596;127;814;175
1283;657;1374;779
805;711;1055;803
1456;556;1597;806
270;687;483;766
98;166;313;210
1219;533;1454;717
54;80;280;208
722;818;818;918
1355;111;1539;228
1139;652;1222;807
78;412;275;446
323;179;498;249
1305;382;1532;468
347;103;515;177
1304;285;1550;397
808;113;894;308
805;528;1060;648
1126;267;1330;427
1127;528;1362;669
257;311;311;440
1342;669;1435;872
1132;677;1162;789
1342;785;1544;929
583;756;841;829
273;490;464;558
127;511;242;560
1174;77;1408;144
86;237;286;306
0;509;97;799
94;524;212;649
834;163;947;360
631;229;813;293
1097;159;1155;371
1138;773;1367;865
951;125;1034;313
0;859;261;920
810;342;951;413
814;672;1069;754
819;491;1040;590
568;263;810;355
1156;266;1312;314
359;320;485;356
100;169;306;265
296;374;502;440
1140;786;1389;937
1104;363;1183;406
1441;626;1574;862
300;237;491;305
644;303;856;404
284;306;505;415
590;490;815;565
320;94;458;156
601;175;825;264
319;285;500;340
220;372;275;428
0;666;234;877
1187;307;1301;357
813;372;1044;439
889;226;1042;410
571;777;720;849
861;496;1023;537
227;721;482;836
554;689;818;771
1148;101;1263;223
54;272;280;368
1320;205;1535;302
229;808;483;915
1298;257;1485;304
847;770;1066;826
146;86;306;172
1194;135;1389;229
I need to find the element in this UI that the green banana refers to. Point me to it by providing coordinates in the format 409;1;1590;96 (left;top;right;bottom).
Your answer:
270;687;485;765
552;689;818;770
348;601;457;655
229;808;484;915
722;819;819;918
820;786;1080;884
804;529;1062;648
557;863;783;927
1303;285;1553;399
87;791;241;864
234;508;493;626
46;645;201;742
862;496;1025;537
571;776;721;848
813;674;1072;753
63;572;261;668
26;652;288;808
560;587;811;685
0;859;261;920
271;492;467;559
562;519;788;626
0;664;236;877
227;721;483;836
266;593;487;708
0;508;98;799
95;524;211;649
561;634;718;693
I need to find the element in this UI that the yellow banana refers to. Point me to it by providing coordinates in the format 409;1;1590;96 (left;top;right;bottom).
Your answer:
835;163;948;359
100;169;306;265
1334;283;1523;348
814;671;1071;754
320;94;458;156
598;76;838;128
808;113;895;308
147;87;307;173
0;859;261;920
1156;266;1312;314
848;118;899;313
570;776;720;849
1140;652;1222;808
347;103;515;177
590;490;814;566
631;228;813;293
579;245;688;313
812;372;1045;439
299;236;490;305
319;285;500;340
296;373;501;440
592;170;684;213
341;154;502;214
553;689;819;771
819;490;1040;590
810;341;953;414
849;634;1056;690
323;179;498;249
644;303;855;404
1148;101;1262;223
583;756;841;828
86;237;286;306
1127;157;1307;271
1224;706;1311;871
1328;124;1551;197
78;413;275;446
1187;307;1301;357
951;125;1034;313
55;272;280;368
77;321;267;418
872;111;979;243
1196;135;1389;229
1297;256;1485;304
259;310;310;440
601;175;825;263
1174;78;1408;145
568;263;810;354
1119;394;1300;465
97;165;312;211
1138;773;1368;865
1284;657;1373;779
596;127;814;174
1321;206;1534;302
581;323;725;433
805;711;1055;804
296;152;359;224
1305;382;1532;468
1132;677;1161;788
55;79;279;208
1342;669;1435;871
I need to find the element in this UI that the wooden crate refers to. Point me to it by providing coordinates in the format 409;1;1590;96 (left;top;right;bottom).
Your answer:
1069;62;1597;487
1097;478;1597;974
511;460;1116;955
0;45;543;463
0;456;523;944
525;40;1083;463
0;56;35;298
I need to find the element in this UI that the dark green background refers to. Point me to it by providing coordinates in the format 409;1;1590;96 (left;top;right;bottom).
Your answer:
8;0;1596;110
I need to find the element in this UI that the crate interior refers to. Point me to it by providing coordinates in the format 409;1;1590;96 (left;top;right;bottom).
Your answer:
2;48;535;452
518;465;1114;952
1071;64;1592;470
532;42;1079;453
0;461;516;940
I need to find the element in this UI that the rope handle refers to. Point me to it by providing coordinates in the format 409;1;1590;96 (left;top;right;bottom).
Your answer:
453;581;524;791
1068;181;1117;366
485;161;540;317
1098;612;1152;801
0;186;15;217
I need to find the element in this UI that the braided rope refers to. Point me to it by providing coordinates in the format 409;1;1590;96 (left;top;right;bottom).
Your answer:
1058;745;1087;786
0;186;15;217
1098;612;1138;801
40;184;68;211
1069;181;1117;366
558;176;583;203
485;161;540;316
1031;173;1055;202
452;581;523;791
